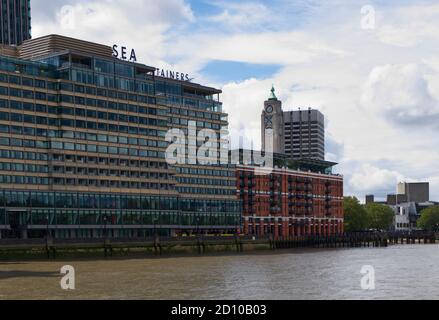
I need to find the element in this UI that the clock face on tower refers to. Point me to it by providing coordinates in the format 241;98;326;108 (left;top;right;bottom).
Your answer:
266;105;273;113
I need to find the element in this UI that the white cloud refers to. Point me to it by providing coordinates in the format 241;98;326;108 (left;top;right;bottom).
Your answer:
170;31;349;70
207;2;272;29
376;4;439;47
349;164;406;195
32;0;195;67
361;64;439;123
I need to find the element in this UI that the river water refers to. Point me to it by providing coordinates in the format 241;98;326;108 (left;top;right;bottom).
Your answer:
0;244;438;300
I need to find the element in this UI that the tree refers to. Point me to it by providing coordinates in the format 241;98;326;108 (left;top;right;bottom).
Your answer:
365;203;395;231
344;197;368;232
417;206;439;232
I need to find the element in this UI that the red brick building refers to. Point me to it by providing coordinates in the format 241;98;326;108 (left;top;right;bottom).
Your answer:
236;160;343;238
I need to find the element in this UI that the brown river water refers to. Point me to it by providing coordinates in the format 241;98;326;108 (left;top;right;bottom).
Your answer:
0;244;438;300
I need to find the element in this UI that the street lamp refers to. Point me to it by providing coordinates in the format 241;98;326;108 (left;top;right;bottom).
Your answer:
103;215;108;239
153;218;158;239
46;214;50;239
196;217;200;237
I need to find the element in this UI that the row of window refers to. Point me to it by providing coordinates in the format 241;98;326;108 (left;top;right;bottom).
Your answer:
0;162;49;173
0;175;174;190
177;177;235;187
50;167;172;180
178;187;236;196
0;137;166;158
0;162;171;179
0;126;167;144
58;107;168;127
0;86;57;101
0;126;168;148
0;209;240;227
0;73;157;103
49;153;168;169
0;191;241;212
0;73;57;90
0;112;168;136
0;110;168;129
0;150;168;172
59;92;156;109
170;117;222;129
170;107;222;121
157;95;223;113
0;149;48;161
177;167;235;178
60;74;154;95
0;98;167;117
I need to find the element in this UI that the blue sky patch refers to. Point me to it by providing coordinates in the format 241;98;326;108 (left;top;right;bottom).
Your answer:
201;60;282;83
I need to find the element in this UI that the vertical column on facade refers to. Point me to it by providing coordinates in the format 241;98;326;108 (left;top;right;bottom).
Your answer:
282;219;288;239
244;219;249;236
274;219;279;240
312;219;316;235
290;219;296;237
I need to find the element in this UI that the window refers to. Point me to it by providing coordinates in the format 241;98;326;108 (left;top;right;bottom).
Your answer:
64;143;75;151
115;63;134;78
94;59;114;74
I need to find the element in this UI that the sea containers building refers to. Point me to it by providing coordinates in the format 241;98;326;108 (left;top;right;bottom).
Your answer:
0;34;240;239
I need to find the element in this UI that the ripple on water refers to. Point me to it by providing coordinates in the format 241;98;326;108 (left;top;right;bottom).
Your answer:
0;245;438;300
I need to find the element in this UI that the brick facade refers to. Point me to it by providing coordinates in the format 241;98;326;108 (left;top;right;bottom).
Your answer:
237;166;344;238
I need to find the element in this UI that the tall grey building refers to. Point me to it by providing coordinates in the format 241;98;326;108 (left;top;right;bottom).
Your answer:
284;108;325;160
397;182;430;203
261;87;325;161
0;0;31;46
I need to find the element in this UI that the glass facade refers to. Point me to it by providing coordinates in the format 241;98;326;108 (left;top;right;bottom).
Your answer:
0;50;240;239
0;0;31;46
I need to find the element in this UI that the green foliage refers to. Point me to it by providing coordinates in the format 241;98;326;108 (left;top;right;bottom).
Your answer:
417;206;439;231
344;197;368;232
365;203;395;231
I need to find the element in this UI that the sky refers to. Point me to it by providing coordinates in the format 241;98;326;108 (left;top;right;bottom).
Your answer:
31;0;439;202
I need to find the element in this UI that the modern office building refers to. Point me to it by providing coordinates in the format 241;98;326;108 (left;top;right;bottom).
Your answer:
0;0;31;46
0;34;240;239
261;87;325;161
397;182;429;203
235;151;343;238
365;195;375;205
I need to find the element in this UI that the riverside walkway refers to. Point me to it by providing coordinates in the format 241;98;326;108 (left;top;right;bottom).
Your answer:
0;232;436;259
